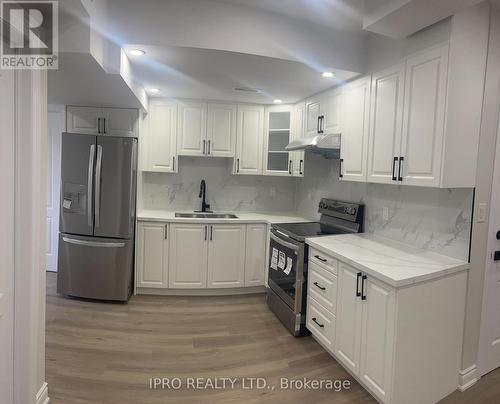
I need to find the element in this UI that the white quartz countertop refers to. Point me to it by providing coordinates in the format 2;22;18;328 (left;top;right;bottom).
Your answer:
306;233;469;287
138;210;310;224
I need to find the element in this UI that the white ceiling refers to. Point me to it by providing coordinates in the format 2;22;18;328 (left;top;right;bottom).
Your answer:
126;45;358;104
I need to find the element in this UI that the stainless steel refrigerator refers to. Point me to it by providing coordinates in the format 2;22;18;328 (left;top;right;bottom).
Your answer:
57;132;137;301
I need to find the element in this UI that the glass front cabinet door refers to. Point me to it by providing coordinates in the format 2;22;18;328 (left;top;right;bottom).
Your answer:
264;105;295;176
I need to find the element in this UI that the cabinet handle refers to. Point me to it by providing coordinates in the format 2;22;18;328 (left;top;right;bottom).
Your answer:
312;317;325;328
356;272;362;297
236;158;240;173
299;159;303;175
392;157;398;181
361;275;367;300
289;160;292;175
210;225;213;241
319;115;325;133
207;140;211;155
317;116;320;134
204;225;207;241
339;159;344;178
314;255;327;262
164;224;168;239
103;118;106;134
203;140;206;155
313;281;326;291
398;156;404;181
172;156;175;171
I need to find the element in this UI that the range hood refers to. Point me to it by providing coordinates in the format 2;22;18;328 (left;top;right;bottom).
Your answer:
285;133;341;159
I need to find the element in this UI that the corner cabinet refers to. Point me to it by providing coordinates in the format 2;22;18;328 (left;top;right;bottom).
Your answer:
234;104;264;175
142;100;178;173
136;221;267;292
306;247;467;404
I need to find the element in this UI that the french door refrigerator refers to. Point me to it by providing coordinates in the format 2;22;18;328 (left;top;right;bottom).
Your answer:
57;132;137;301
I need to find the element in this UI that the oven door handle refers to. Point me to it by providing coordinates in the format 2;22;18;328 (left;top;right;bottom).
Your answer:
270;231;299;251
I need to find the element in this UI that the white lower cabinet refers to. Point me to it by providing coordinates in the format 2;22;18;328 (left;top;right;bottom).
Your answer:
136;222;168;288
137;221;266;291
307;250;467;404
207;224;246;288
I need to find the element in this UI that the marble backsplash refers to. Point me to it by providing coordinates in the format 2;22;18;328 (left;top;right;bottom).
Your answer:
140;154;473;261
141;156;296;213
296;153;474;261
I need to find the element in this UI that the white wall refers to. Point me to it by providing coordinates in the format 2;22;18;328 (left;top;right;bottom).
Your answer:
141;157;296;213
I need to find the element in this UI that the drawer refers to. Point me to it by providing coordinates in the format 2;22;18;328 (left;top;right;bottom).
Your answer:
307;297;335;351
308;261;337;315
309;248;337;274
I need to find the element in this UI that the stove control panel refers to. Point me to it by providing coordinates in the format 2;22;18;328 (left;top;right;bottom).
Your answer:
318;198;364;223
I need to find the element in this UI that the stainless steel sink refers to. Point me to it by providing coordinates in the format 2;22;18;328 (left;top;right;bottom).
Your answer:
175;212;238;219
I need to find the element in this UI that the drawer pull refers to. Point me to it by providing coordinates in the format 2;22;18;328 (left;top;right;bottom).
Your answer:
315;255;327;262
313;281;326;291
312;317;324;328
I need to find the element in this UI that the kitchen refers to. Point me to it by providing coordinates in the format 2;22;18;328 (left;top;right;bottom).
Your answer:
4;0;500;404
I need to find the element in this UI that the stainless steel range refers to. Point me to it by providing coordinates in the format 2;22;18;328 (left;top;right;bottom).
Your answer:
266;198;364;336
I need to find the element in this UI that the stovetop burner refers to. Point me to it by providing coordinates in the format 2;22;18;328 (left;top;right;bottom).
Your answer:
273;221;347;242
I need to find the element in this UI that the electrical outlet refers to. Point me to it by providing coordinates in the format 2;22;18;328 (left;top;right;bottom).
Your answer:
383;207;389;221
270;187;276;198
477;203;487;223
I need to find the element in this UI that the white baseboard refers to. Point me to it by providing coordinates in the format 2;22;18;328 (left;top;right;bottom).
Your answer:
458;364;480;391
36;382;49;404
136;286;266;296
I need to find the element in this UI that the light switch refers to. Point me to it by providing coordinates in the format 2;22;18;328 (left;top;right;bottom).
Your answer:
477;203;487;223
383;207;389;221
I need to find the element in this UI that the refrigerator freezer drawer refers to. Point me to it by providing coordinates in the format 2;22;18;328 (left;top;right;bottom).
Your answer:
57;233;133;301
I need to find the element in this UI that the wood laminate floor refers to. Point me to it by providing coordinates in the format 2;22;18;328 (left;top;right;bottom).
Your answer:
46;272;500;404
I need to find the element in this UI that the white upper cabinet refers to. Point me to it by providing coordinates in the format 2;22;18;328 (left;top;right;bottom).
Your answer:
142;101;177;173
207;224;246;288
234;104;264;175
322;88;342;134
305;98;321;137
103;108;138;137
263;105;294;176
367;64;405;184
339;76;371;182
400;45;448;187
291;102;306;177
67;106;137;136
177;100;208;156
207;102;236;157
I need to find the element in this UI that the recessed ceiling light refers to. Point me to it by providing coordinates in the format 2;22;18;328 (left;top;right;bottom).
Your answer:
273;99;283;104
322;71;335;78
129;49;145;56
149;88;160;94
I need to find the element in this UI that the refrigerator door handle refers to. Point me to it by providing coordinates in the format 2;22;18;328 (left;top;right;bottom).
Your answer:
95;145;103;228
62;236;125;248
87;144;96;226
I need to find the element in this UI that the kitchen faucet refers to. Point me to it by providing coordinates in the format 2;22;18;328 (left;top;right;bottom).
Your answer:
198;179;211;212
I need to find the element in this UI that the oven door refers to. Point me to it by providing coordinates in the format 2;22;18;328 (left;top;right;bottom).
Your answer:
268;229;305;313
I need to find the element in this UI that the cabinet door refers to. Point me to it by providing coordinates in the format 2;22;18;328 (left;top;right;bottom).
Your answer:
340;76;371;182
143;101;177;172
103;108;138;137
66;106;101;134
335;262;363;375
305;98;321;136
367;64;405;184
322;89;342;134
400;45;448;187
292;102;305;177
359;276;396;403
177;100;207;156
264;105;293;176
207;224;246;288
169;223;208;288
234;105;264;175
136;222;168;288
207;103;236;157
244;224;267;286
